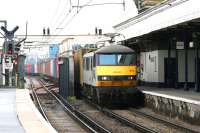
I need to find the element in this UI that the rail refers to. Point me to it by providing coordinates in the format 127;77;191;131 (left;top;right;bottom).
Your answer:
29;78;50;123
38;78;111;133
130;108;199;133
85;99;158;133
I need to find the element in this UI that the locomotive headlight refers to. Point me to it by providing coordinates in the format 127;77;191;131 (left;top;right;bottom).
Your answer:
128;76;134;80
98;76;110;81
102;76;108;80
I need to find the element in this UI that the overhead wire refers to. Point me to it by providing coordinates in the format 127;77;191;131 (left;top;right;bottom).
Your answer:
51;1;71;29
29;0;125;47
49;0;62;27
46;0;125;44
40;0;72;47
46;0;94;43
38;0;63;48
55;0;94;34
50;0;126;37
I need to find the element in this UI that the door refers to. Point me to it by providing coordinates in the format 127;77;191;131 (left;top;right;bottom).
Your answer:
164;58;176;88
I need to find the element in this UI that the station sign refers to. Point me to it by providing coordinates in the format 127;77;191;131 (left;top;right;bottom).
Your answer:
4;56;13;69
176;41;184;50
4;54;17;59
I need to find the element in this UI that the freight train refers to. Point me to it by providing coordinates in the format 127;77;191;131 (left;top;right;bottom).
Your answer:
82;45;138;104
25;44;138;105
25;58;59;79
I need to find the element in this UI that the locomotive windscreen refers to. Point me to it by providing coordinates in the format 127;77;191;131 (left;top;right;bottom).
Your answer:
98;54;136;65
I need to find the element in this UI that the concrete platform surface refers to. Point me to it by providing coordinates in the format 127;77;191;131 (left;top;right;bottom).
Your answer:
138;86;200;125
0;88;24;133
138;86;200;105
16;89;57;133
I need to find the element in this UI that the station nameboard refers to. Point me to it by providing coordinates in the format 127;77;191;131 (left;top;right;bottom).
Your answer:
4;56;13;69
176;41;184;50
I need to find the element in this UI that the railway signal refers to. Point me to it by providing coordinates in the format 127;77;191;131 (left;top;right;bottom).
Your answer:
6;41;14;55
1;26;19;40
0;25;19;87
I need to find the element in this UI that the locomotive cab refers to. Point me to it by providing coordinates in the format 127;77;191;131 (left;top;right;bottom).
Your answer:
96;53;137;87
83;45;138;105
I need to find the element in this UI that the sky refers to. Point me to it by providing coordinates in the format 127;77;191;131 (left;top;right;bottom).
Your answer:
0;0;138;61
0;0;137;35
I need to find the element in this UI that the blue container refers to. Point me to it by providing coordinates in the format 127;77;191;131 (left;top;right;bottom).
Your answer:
49;44;59;59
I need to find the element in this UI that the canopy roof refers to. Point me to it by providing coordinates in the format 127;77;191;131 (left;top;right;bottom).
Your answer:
114;0;200;39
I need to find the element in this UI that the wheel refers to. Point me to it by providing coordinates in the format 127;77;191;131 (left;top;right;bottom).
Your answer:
96;89;101;105
92;87;97;102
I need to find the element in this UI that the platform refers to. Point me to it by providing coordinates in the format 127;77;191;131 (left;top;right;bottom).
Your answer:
16;89;57;133
0;88;24;133
0;88;57;133
138;86;200;125
138;86;200;105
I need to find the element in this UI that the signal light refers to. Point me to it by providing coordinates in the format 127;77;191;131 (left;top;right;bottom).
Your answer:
7;43;13;54
13;60;17;65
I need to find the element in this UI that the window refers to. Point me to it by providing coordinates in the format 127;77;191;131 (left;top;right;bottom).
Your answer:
118;54;135;65
98;54;136;65
99;54;116;65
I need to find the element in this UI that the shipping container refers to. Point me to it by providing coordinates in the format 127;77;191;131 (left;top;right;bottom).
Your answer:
56;58;59;78
45;60;51;76
34;64;38;74
25;64;35;74
25;58;59;80
74;48;96;88
52;59;57;78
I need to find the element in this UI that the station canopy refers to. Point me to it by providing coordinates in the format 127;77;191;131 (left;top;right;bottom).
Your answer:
114;0;200;40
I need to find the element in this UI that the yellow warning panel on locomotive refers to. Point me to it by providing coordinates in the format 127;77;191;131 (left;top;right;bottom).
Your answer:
96;66;136;76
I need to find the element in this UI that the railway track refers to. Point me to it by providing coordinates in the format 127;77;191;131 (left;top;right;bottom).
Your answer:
38;77;160;133
129;108;200;133
85;99;200;133
31;76;199;133
30;77;110;133
83;99;158;133
32;77;156;133
30;78;49;122
102;108;157;133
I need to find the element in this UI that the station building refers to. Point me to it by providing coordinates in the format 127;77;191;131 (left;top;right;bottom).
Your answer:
114;0;200;91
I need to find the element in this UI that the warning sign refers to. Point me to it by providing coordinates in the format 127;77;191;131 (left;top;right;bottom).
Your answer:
4;57;13;69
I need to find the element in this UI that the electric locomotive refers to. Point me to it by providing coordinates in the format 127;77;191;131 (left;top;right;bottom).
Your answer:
82;44;138;104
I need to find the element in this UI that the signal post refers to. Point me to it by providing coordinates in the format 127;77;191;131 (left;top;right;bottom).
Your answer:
1;25;19;87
